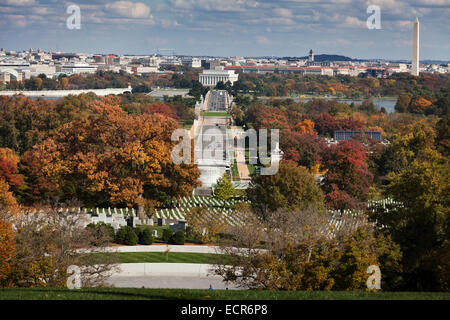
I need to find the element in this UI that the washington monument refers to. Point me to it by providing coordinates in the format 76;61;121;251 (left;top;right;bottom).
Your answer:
412;17;420;76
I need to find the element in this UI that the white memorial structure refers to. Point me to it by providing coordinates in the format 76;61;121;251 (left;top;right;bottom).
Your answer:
411;17;420;76
199;66;239;87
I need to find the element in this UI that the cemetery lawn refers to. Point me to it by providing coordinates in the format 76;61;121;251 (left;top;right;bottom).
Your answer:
201;111;230;117
95;252;226;264
0;288;449;300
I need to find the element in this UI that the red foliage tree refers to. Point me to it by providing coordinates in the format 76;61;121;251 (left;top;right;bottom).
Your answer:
280;130;327;169
321;139;373;210
0;148;23;192
338;116;365;131
254;106;290;129
140;103;179;120
314;113;340;137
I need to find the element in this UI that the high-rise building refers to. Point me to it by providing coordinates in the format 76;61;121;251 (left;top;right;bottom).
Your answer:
412;17;420;76
308;49;314;62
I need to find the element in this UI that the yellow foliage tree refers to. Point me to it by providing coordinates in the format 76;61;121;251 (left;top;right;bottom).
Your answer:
295;119;316;135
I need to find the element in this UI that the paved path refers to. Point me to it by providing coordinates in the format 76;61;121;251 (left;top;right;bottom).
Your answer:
107;275;241;290
231;126;251;181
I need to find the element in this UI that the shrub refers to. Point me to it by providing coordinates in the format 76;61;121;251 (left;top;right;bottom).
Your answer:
86;222;115;242
115;226;138;246
170;230;186;245
138;227;153;245
162;228;173;243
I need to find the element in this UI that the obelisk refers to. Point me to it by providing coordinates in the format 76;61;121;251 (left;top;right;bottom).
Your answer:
412;17;419;76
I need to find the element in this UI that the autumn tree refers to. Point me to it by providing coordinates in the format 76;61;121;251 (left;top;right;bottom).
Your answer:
215;209;401;291
295;119;316;135
331;225;402;291
3;209;118;288
0;95;97;155
60;77;69;89
20;97;200;210
314;113;340;137
369;154;449;291
247;160;325;220
0;219;15;285
280;131;327;169
140;103;179;120
322;139;373;210
408;96;433;114
0;180;18;211
435;115;449;156
185;207;228;244
0;148;23;192
381;121;438;174
395;94;411;113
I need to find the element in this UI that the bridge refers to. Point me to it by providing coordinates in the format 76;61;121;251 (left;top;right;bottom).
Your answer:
0;86;133;97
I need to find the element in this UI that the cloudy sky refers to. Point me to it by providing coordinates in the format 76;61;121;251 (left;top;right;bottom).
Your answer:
0;0;449;60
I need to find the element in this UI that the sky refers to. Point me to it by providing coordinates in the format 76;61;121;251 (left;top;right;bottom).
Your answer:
0;0;449;60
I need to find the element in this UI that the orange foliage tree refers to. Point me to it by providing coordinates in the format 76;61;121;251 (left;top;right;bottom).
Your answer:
0;148;23;192
0;219;15;285
408;97;432;114
20;98;200;209
0;179;18;210
295;119;317;135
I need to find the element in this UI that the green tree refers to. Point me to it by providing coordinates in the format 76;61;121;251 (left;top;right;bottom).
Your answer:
247;160;325;220
137;227;153;245
214;173;235;201
370;155;449;291
115;226;138;246
394;95;410;113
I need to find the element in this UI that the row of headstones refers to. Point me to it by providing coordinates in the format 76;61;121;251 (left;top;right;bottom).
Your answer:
83;207;137;216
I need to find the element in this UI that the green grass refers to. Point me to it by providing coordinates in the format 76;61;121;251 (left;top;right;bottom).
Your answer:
0;288;448;300
104;252;224;264
179;120;193;130
247;163;257;175
231;159;240;182
201;112;230;117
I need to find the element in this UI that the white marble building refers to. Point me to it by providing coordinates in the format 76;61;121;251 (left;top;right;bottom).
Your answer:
199;67;238;87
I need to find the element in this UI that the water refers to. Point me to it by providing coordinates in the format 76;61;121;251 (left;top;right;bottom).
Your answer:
296;98;396;113
27;96;62;101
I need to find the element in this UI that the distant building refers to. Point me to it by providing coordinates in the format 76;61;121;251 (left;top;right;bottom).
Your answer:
199;66;239;87
334;131;381;142
0;69;22;82
201;59;222;70
182;57;201;68
59;63;97;75
308;49;314;62
52;53;79;61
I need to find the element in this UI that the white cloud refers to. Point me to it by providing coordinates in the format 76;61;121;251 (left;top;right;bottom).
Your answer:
411;0;450;6
341;16;366;28
256;35;270;45
105;1;151;19
274;8;293;18
0;0;36;6
170;0;260;12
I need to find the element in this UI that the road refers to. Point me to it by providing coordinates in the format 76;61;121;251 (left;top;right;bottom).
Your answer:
107;275;242;290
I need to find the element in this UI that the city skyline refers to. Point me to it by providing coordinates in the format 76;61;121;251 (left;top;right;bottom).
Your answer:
0;0;449;60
